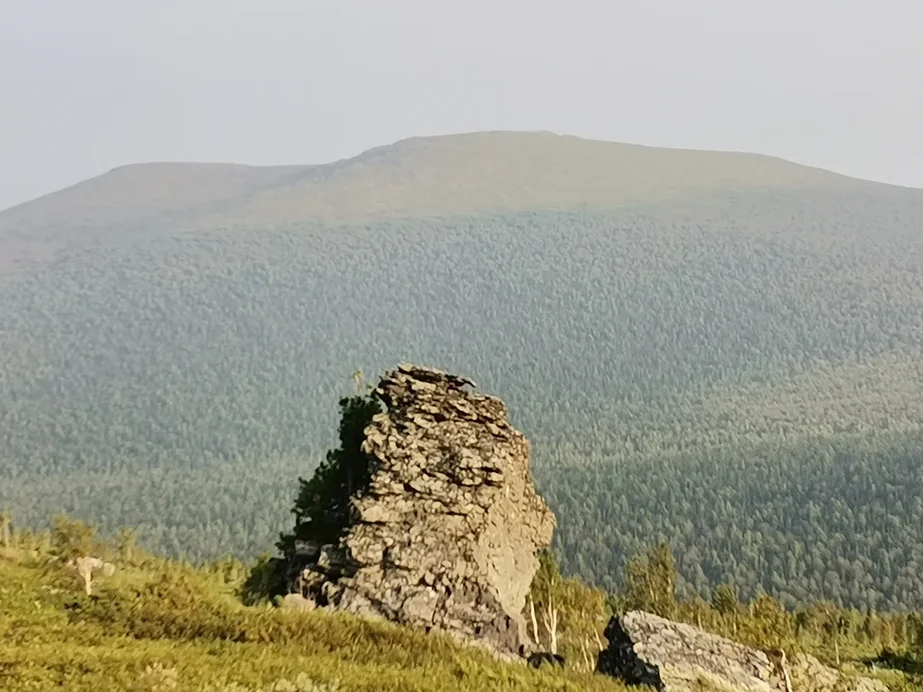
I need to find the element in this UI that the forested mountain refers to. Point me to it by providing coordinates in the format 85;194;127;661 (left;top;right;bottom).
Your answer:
2;132;923;611
0;131;871;270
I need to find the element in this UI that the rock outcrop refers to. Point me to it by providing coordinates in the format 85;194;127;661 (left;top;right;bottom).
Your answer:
295;364;556;657
597;611;887;692
597;611;780;691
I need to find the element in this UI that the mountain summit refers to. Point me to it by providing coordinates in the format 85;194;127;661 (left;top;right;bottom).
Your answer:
0;131;875;237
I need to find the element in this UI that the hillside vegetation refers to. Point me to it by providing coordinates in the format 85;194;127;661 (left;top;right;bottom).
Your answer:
0;529;624;692
1;512;919;691
2;132;923;612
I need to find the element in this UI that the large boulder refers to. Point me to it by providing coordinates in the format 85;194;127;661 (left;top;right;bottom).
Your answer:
296;364;556;657
597;611;887;692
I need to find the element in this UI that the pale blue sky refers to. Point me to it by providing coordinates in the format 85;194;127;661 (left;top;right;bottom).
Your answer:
2;0;921;210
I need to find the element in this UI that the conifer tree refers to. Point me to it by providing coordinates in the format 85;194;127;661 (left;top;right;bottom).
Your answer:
277;390;382;555
623;543;677;619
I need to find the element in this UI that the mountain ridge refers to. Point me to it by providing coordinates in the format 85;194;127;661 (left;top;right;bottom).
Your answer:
0;130;903;234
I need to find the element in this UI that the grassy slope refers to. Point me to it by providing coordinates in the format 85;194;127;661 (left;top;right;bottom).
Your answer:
216;132;867;224
0;546;624;692
0;130;872;257
1;540;914;692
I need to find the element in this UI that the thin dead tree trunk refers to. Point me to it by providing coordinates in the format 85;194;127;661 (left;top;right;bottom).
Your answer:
541;600;559;655
528;594;541;649
779;650;793;692
580;637;591;672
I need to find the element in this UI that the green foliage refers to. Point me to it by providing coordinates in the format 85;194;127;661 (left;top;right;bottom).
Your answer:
526;549;609;671
549;430;923;610
278;394;381;553
620;541;923;686
248;392;382;604
117;527;137;564
530;549;564;600
50;515;97;561
620;543;677;619
741;592;794;652
711;584;740;617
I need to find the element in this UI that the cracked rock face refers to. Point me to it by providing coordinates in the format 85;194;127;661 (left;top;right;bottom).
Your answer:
597;611;782;692
298;364;555;656
597;611;888;692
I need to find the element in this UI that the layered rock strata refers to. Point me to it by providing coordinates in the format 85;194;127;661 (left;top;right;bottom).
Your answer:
296;364;555;656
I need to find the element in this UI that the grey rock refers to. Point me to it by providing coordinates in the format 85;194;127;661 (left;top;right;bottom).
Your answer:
291;364;555;657
597;611;888;692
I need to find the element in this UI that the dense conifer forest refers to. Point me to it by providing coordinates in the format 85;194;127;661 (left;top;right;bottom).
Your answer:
3;180;923;611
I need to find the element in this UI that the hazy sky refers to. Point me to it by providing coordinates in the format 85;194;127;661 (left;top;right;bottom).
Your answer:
2;0;921;210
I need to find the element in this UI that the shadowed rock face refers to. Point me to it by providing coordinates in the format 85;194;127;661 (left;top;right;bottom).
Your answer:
597;611;888;692
298;364;555;657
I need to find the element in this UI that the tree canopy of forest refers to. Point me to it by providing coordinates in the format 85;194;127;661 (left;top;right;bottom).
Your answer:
2;152;923;614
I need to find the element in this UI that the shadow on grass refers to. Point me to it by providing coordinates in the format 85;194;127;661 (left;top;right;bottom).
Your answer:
864;648;923;676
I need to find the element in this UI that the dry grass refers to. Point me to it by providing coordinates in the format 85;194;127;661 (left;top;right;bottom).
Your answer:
0;547;629;692
229;131;866;225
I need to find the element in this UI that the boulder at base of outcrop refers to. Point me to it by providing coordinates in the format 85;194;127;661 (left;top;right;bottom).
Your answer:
596;611;887;692
295;364;556;658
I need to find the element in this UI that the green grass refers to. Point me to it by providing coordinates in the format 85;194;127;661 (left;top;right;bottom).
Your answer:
0;548;627;692
3;539;920;691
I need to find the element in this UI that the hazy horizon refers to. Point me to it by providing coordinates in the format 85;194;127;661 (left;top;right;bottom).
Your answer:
2;0;922;211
